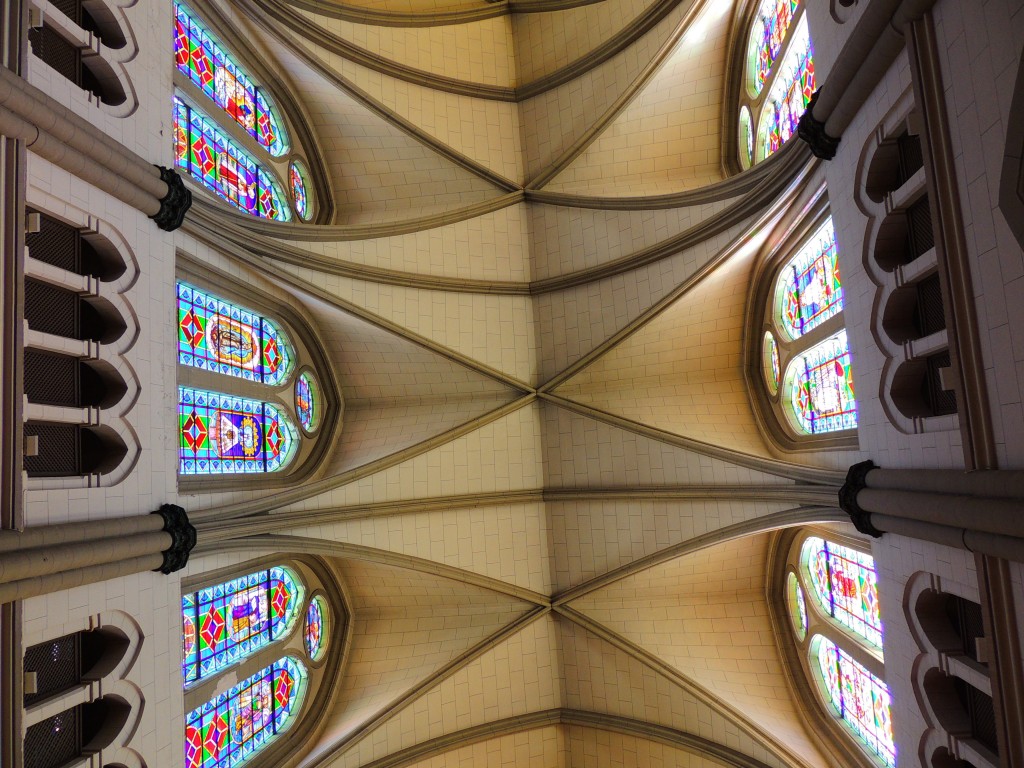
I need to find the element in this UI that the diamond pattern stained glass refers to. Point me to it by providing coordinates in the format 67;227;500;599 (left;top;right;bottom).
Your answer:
777;217;843;340
787;330;858;434
750;0;800;96
184;657;307;768
757;15;814;160
177;282;292;385
803;537;882;650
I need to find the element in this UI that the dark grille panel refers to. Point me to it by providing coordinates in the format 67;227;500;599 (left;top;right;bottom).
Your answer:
24;634;81;706
946;595;987;665
897;134;924;185
49;0;81;24
24;279;80;340
915;273;947;337
907;198;935;260
28;25;81;85
23;422;80;477
924;351;957;416
24;707;80;768
953;678;999;754
24;350;81;407
26;212;81;275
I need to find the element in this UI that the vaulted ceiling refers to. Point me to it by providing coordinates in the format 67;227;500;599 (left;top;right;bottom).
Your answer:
183;0;863;766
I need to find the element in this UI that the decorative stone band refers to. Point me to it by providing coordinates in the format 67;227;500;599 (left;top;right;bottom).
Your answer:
152;167;193;232
798;90;841;160
152;504;197;574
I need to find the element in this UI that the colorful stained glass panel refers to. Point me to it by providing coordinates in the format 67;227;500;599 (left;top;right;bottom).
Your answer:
816;638;896;767
304;596;326;661
179;387;297;475
803;536;882;650
294;372;318;433
178;283;292;385
788;572;808;641
786;330;858;434
777;217;843;340
174;2;287;155
182;567;304;685
173;96;289;221
750;0;800;95
757;15;814;160
763;332;780;395
290;162;310;221
184;657;307;768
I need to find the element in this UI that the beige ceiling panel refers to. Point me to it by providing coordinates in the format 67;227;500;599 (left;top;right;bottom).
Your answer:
518;0;696;183
555;615;790;768
286;500;553;595
527;197;736;281
293;8;516;86
553;246;769;456
274;401;545;511
328;0;488;11
512;0;661;85
534;219;750;381
324;612;563;768
571;535;829;768
545;1;732;196
275;201;531;282
400;725;565;768
563;725;735;768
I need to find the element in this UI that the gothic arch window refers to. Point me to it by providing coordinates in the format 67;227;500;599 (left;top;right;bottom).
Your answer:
754;211;858;446
172;2;317;222
175;277;329;480
182;559;340;768
738;0;816;168
780;530;896;768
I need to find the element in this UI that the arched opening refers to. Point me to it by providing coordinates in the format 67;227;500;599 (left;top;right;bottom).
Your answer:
28;23;126;106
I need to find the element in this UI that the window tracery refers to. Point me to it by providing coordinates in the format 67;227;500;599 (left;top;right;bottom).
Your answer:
739;0;816;167
781;530;896;768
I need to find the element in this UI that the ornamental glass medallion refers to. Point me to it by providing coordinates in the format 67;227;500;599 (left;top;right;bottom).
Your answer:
763;332;780;395
177;283;292;385
802;536;883;650
290;162;310;221
173;97;290;221
757;15;814;160
777;217;843;340
178;387;297;475
815;638;896;768
184;657;307;768
182;567;304;685
294;372;318;433
787;572;807;641
174;2;287;155
786;330;858;434
749;0;800;96
304;596;326;661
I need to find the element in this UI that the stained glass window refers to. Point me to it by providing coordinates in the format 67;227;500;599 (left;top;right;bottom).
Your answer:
750;0;800;96
179;387;297;475
757;15;814;160
174;2;287;156
182;567;304;685
184;656;307;768
740;106;754;168
304;596;326;661
294;372;318;433
290;162;310;221
816;638;896;768
803;536;882;650
174;97;290;221
763;332;780;395
777;218;843;340
786;330;858;434
178;283;292;385
788;572;808;641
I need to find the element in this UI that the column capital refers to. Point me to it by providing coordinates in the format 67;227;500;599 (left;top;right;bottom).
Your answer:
152;504;197;574
798;90;841;160
150;166;192;232
839;460;884;538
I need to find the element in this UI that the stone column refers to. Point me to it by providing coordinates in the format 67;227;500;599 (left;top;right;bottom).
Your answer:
839;461;1024;561
0;504;197;604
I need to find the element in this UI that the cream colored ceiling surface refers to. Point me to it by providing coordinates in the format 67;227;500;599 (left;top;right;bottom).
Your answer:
186;1;850;766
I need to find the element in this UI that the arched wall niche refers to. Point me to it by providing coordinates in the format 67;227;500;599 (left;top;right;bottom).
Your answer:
999;50;1024;254
174;253;343;492
180;551;350;768
766;525;888;768
171;0;333;224
744;180;860;457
